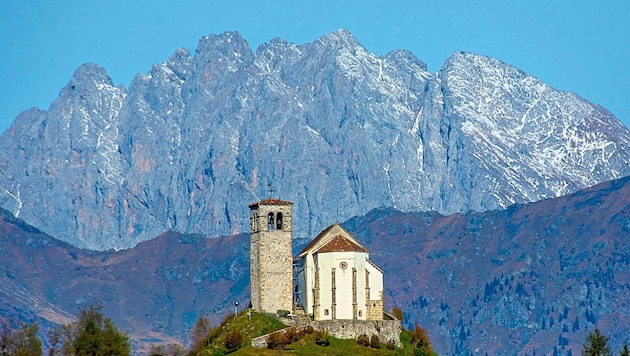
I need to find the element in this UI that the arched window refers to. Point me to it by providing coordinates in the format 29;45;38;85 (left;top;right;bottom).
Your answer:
267;212;275;230
276;212;283;230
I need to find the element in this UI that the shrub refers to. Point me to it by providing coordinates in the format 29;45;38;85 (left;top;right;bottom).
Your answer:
284;327;300;343
409;324;431;349
370;334;380;348
223;329;244;352
387;339;396;350
415;346;433;356
277;309;290;318
392;307;404;321
148;343;186;356
314;330;330;347
266;331;286;350
357;333;369;347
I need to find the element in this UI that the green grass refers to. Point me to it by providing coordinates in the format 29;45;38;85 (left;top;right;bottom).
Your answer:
197;312;429;355
194;312;287;355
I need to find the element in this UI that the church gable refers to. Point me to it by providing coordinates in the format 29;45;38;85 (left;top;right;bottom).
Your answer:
314;235;368;254
298;223;366;257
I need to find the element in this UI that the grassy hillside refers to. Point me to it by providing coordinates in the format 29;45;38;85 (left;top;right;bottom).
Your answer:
192;312;432;355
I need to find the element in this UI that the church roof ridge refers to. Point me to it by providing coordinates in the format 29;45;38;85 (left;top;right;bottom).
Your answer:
248;198;293;208
298;223;367;256
314;234;368;254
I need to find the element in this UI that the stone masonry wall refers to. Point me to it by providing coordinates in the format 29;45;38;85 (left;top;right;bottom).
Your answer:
252;320;402;348
250;201;293;314
309;320;402;347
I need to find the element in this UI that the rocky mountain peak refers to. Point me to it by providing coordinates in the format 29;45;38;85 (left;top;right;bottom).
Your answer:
194;31;253;72
1;30;629;250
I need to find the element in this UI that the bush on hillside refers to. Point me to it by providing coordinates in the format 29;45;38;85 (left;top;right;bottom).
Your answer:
370;334;380;348
266;331;287;350
314;330;330;347
277;309;290;318
223;329;244;352
357;333;369;347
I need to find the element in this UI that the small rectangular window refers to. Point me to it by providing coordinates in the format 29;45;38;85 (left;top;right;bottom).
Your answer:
324;309;329;316
358;310;362;317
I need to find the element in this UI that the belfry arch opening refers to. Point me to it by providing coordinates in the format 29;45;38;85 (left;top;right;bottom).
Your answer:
276;212;283;230
267;212;275;230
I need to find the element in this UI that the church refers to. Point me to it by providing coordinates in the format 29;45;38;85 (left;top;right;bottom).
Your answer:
295;223;384;321
248;198;384;321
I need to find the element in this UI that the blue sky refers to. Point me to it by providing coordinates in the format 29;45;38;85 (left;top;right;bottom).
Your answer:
1;1;628;134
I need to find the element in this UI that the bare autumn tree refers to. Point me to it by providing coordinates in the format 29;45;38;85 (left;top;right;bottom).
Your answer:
392;307;404;321
0;318;42;356
188;316;211;355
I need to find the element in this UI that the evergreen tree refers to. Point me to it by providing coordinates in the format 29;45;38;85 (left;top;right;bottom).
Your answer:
583;328;611;356
620;342;630;356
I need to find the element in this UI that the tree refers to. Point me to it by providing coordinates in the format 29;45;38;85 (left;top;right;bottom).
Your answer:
392;307;404;321
409;324;431;349
620;342;630;356
188;315;211;354
149;343;186;356
409;324;436;356
49;303;130;356
583;328;611;356
0;318;42;356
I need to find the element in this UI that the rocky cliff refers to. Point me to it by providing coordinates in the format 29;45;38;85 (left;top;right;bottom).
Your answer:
1;30;629;250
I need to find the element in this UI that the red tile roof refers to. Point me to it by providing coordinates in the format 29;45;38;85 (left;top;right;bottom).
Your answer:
248;198;293;208
298;223;369;257
298;224;337;256
315;235;368;254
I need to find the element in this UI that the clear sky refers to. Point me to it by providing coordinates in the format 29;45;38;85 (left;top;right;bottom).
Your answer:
1;1;628;134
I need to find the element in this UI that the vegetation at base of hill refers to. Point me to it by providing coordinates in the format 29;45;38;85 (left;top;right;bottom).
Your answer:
48;303;131;356
186;311;287;356
185;311;437;356
0;318;42;355
2;304;130;356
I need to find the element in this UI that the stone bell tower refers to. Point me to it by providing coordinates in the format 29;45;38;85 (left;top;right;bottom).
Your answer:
249;198;293;313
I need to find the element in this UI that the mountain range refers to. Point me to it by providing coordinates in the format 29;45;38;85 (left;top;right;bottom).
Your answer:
1;30;629;250
2;175;629;354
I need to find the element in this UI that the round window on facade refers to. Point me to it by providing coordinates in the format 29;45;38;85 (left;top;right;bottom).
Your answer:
339;261;348;270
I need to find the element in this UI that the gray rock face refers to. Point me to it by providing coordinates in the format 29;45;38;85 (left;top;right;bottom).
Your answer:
1;30;629;250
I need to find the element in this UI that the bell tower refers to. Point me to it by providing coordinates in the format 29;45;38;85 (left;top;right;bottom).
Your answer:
249;198;293;313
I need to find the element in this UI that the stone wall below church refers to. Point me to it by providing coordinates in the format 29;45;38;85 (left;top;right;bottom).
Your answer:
309;319;402;347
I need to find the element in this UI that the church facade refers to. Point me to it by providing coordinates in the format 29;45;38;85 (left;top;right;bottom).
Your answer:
295;223;384;321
